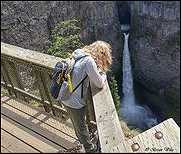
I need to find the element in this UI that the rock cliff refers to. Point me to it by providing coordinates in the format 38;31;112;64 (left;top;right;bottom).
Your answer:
129;1;180;124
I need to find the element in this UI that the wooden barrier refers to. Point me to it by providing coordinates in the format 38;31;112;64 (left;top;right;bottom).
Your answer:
1;42;68;119
91;81;132;152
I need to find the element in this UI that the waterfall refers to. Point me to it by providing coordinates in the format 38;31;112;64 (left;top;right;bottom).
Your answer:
120;33;158;130
122;33;135;101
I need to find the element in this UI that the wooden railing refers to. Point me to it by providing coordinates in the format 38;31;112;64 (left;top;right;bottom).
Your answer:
91;81;132;152
1;42;69;120
1;42;180;153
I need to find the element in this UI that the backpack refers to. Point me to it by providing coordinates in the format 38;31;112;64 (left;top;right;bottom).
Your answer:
50;56;88;100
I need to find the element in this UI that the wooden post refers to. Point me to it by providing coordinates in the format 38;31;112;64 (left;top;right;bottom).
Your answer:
1;65;13;96
1;61;17;98
34;70;52;113
7;62;27;101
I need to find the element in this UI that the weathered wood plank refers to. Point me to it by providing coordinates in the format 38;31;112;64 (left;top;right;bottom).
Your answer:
1;115;60;153
91;80;132;153
5;61;26;101
1;96;11;103
1;42;62;70
1;81;46;103
1;103;77;149
1;61;17;97
1;146;12;153
1;65;13;96
4;98;76;139
1;83;69;119
126;118;180;153
33;70;52;112
1;129;39;153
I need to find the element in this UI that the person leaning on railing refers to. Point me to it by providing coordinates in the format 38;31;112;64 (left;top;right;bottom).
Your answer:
61;41;112;152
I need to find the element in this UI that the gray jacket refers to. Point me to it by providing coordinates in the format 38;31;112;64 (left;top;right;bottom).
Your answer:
58;49;106;109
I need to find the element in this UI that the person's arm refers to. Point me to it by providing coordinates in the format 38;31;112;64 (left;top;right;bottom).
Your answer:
85;57;106;88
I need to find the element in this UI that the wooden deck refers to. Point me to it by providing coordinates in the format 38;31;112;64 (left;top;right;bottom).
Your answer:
127;118;180;153
1;95;82;153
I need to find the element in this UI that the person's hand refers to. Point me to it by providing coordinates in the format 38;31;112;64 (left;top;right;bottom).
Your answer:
98;68;105;74
98;68;102;73
99;71;105;75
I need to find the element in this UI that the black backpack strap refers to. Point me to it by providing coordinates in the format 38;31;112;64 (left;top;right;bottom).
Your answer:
70;55;88;76
70;55;89;97
72;74;88;94
81;79;84;98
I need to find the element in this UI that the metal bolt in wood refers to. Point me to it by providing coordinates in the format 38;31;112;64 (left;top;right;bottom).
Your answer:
131;143;140;152
155;131;163;139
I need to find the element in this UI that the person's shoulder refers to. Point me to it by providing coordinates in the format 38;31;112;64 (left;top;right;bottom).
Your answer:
85;55;94;63
84;56;95;65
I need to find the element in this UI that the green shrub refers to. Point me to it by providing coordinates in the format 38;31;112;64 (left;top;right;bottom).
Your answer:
47;19;84;58
107;70;121;114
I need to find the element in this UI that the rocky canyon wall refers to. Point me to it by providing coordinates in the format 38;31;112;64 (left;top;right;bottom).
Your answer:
129;1;180;124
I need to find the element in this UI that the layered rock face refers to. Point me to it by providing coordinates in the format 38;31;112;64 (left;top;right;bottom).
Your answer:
1;1;52;51
1;1;180;124
129;1;180;124
1;1;122;71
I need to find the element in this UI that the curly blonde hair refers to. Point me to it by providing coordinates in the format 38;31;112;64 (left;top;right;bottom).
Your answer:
82;41;112;72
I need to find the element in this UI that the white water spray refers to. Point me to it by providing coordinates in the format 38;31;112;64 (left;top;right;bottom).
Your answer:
120;33;158;130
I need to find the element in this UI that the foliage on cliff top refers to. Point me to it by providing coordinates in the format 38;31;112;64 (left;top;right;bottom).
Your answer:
47;19;84;58
107;69;121;114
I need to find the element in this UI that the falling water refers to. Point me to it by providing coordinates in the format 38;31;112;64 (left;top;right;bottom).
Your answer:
120;33;158;130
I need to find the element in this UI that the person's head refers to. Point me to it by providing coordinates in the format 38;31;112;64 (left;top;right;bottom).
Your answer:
82;41;112;72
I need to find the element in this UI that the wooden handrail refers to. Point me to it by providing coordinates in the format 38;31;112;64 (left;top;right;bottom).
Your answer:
1;42;63;70
91;80;132;152
1;42;68;119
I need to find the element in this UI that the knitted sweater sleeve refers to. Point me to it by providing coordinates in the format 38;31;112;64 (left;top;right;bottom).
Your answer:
85;57;106;88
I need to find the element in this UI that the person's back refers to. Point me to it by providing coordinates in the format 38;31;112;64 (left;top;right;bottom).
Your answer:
59;41;112;152
61;48;107;109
